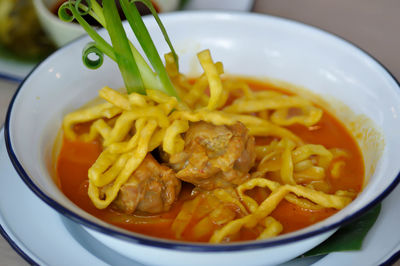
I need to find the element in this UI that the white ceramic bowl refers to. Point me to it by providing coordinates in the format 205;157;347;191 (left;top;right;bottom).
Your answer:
5;11;400;266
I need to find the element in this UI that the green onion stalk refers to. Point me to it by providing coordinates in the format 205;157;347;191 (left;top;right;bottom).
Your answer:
58;0;179;98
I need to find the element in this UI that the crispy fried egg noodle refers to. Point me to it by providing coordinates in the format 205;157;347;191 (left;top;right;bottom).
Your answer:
62;49;355;242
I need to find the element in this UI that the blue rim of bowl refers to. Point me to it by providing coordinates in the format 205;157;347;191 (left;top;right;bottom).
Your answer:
4;11;400;253
381;249;400;266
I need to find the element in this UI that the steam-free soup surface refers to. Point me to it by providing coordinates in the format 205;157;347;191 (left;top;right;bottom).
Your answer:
56;78;364;242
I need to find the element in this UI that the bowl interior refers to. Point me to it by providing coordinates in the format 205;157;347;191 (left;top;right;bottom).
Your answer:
6;11;400;248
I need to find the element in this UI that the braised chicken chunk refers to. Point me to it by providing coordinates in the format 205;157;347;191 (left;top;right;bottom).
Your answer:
111;154;181;214
168;122;256;190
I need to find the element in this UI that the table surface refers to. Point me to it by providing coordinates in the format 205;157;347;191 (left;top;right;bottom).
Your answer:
1;0;399;265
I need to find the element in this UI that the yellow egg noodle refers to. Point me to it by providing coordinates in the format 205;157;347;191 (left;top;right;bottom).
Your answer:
62;49;355;242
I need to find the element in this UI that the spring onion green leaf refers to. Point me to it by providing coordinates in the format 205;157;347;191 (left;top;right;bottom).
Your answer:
58;2;75;22
74;0;91;16
82;42;104;69
61;1;116;62
59;0;179;98
131;0;179;70
89;0;105;26
121;0;178;98
103;0;144;94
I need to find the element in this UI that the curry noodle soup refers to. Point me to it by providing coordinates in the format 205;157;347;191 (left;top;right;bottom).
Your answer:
55;54;364;243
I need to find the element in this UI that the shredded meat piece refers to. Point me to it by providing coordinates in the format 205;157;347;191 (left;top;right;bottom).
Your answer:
168;121;256;190
110;154;181;214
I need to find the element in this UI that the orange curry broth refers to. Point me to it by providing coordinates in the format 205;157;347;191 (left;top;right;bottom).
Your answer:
56;79;364;242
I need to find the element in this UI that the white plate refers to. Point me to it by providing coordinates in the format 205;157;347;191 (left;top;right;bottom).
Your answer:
0;128;399;266
0;129;124;265
0;0;253;82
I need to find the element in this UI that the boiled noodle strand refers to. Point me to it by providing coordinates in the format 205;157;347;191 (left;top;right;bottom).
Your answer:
62;49;355;241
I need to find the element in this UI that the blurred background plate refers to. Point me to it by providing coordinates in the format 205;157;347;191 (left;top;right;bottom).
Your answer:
183;0;253;11
0;52;38;82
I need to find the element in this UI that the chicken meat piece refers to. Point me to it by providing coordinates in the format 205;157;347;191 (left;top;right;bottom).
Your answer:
168;121;256;190
111;154;181;214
